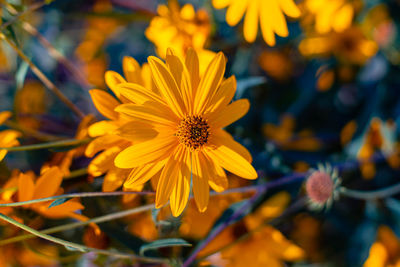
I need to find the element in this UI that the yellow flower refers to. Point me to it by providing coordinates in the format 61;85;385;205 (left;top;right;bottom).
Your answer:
0;111;21;161
364;225;400;267
199;192;305;266
299;26;378;64
113;48;257;216
303;0;355;34
145;2;215;75
85;56;155;195
212;0;301;46
0;167;84;219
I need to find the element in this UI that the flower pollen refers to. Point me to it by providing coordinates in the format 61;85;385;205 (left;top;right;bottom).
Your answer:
306;171;334;204
176;115;210;150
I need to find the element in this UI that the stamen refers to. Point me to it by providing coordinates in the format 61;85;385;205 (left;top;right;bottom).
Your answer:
176;115;210;150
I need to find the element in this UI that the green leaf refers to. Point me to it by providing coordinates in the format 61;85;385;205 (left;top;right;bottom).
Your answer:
48;198;72;209
140;238;191;256
15;61;29;89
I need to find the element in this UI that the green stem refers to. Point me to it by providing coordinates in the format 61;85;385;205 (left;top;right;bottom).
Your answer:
0;190;155;208
0;204;155;246
0;213;166;263
64;168;88;180
0;138;92;152
339;183;400;200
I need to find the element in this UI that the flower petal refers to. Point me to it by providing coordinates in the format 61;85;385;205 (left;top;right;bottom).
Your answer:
155;146;184;208
207;76;236;113
88;120;119;137
207;158;228;192
114;135;177;168
226;0;248;26
212;0;232;9
116;121;158;143
207;134;257;179
116;82;165;105
194;52;226;114
105;71;126;98
115;103;178;126
88;146;121;176
124;160;165;188
243;0;259;42
103;168;130;192
170;149;191;216
185;48;200;96
89;89;120;120
208;99;249;128
192;152;210;212
18;173;34;202
279;0;301;18
123;56;143;84
33;167;63;199
85;134;125;157
148;56;186;117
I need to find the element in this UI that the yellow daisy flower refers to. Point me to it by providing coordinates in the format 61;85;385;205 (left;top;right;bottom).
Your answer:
145;2;215;75
86;56;155;195
0;111;21;161
364;225;400;267
113;48;257;216
212;0;301;46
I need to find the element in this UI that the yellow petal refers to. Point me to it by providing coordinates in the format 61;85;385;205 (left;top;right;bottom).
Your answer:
279;0;301;18
333;4;353;32
192;152;210;212
260;1;277;46
148;56;186;117
155;146;184;208
123;56;143;84
170;149;191;216
255;191;290;220
89;89;120;120
208;159;228;192
116;121;158;142
185;48;200;96
114;135;177;168
226;0;248;26
243;0;259;43
124;160;165;188
115;102;178;126
88;146;121;176
207;137;257;179
213;129;253;163
85;134;125;157
194;52;226;114
212;0;231;9
40;200;84;218
207;76;236;113
18;173;34;202
33;167;63;199
105;70;126;98
116;82;164;105
0;111;12;125
88;120;119;137
208;98;249;128
103;168;129;192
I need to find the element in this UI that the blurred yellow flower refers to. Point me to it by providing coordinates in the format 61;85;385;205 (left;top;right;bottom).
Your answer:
200;192;305;266
364;226;400;267
303;0;355;34
145;1;215;74
212;0;300;46
14;81;46;130
113;48;257;216
299;27;378;64
86;56;156;196
0;167;84;219
0;111;21;161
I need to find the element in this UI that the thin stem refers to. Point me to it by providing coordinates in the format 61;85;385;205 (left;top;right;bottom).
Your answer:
0;213;167;264
0;190;155;208
0;204;155;246
0;1;45;31
0;33;85;119
64;168;88;180
0;138;92;152
339;183;400;200
4;120;65;141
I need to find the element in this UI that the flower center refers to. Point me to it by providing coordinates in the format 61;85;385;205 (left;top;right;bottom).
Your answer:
176;115;210;150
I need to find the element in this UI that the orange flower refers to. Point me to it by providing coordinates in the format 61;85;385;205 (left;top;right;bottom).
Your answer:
0;111;21;161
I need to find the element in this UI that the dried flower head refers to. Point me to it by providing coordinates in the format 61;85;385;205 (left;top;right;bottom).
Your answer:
305;164;341;210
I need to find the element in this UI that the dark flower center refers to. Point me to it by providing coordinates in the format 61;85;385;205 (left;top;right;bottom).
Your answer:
176;115;210;150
